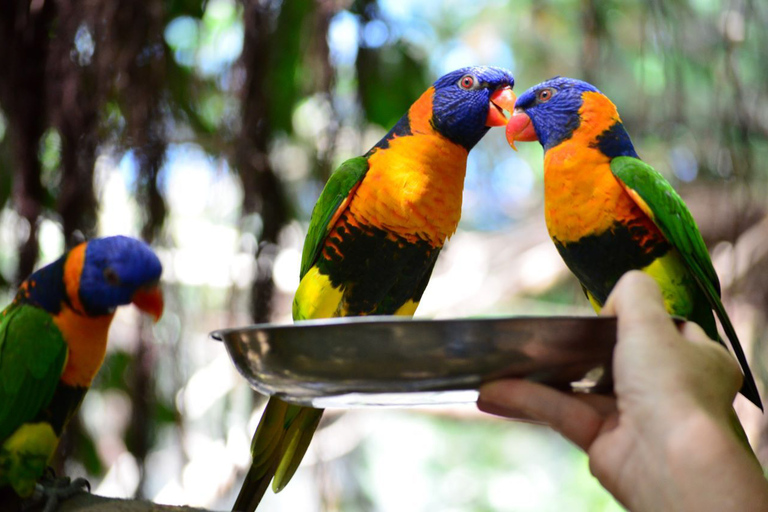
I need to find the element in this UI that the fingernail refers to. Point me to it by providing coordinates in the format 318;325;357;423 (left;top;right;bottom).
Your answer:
477;399;531;420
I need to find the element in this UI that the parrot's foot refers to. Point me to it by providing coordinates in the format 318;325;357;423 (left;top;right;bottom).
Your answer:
27;475;91;512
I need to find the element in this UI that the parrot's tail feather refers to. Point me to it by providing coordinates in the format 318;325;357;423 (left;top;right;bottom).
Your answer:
715;331;762;410
713;302;763;411
724;334;762;411
231;455;279;512
736;362;762;411
711;332;761;410
232;399;287;512
232;399;324;512
694;270;763;411
251;399;288;458
273;408;323;492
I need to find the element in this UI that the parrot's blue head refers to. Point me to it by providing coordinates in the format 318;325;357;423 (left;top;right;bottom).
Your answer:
430;66;516;150
511;77;599;150
508;76;637;158
76;236;164;319
22;235;164;319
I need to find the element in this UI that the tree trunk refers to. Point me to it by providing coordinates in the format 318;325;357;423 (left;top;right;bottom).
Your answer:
0;0;56;282
237;1;289;324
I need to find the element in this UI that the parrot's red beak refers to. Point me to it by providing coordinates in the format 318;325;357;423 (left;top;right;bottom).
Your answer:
486;86;516;127
131;284;164;322
505;109;538;151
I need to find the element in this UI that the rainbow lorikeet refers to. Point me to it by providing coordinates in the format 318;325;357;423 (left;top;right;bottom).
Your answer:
232;66;517;511
0;236;163;508
505;76;761;409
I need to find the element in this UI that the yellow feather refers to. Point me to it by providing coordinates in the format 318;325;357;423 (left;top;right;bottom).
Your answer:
393;299;419;316
292;266;345;320
0;423;59;497
584;251;696;318
640;250;696;317
585;290;602;313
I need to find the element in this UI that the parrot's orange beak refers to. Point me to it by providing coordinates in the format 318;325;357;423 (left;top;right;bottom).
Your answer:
131;284;164;322
486;86;517;127
505;109;538;151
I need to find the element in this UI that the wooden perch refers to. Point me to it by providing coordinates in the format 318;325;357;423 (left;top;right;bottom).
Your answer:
51;493;220;512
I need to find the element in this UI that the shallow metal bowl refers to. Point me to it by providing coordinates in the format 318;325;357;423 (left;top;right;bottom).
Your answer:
211;316;617;408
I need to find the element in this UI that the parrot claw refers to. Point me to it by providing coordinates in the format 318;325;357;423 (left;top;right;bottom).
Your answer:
29;475;91;512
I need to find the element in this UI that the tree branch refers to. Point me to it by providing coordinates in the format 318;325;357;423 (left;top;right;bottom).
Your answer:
55;493;219;512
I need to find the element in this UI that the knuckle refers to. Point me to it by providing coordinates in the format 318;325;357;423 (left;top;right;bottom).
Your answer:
707;343;744;390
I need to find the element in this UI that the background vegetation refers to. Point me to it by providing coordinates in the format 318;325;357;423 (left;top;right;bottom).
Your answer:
2;0;768;510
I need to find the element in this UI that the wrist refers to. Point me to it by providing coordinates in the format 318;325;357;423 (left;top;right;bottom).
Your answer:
661;410;768;511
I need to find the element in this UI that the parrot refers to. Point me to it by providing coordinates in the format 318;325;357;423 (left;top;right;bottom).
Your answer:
232;66;517;511
0;235;164;510
504;76;761;410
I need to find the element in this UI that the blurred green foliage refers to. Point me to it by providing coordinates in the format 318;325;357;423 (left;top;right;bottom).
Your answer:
2;0;768;510
356;42;429;129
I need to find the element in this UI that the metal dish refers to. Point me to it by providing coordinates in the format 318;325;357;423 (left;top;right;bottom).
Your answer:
211;316;617;408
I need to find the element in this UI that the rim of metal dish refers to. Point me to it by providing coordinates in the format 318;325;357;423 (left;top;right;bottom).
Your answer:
210;314;617;340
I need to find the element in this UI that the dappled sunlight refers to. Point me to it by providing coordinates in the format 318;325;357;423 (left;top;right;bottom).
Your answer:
2;0;768;510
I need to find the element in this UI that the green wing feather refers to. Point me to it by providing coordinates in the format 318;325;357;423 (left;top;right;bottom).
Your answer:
299;156;369;279
611;155;762;409
610;156;720;291
0;302;67;443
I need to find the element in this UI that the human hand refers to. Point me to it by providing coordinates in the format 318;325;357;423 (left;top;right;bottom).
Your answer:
477;271;768;511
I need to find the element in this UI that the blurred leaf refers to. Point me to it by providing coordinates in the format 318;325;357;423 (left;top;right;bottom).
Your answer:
267;0;315;134
165;51;219;137
154;399;177;425
93;350;133;391
76;425;104;475
0;137;11;212
356;42;429;129
165;0;205;19
39;128;62;189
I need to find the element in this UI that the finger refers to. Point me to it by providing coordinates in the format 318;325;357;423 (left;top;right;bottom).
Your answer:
569;393;619;417
604;272;680;345
599;271;656;316
478;380;607;452
475;401;547;425
478;384;617;418
680;320;714;344
476;396;530;420
608;271;669;322
682;321;743;376
681;322;744;396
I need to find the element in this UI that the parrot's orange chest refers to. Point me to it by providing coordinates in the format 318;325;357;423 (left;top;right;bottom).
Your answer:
543;143;644;243
54;308;114;388
351;133;468;247
542;94;654;244
347;87;469;248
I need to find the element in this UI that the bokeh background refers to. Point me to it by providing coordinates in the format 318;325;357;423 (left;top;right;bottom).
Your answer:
2;0;768;510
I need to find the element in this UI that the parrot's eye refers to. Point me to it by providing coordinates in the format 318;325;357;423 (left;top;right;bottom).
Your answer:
103;267;121;286
458;74;477;90
537;88;555;103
